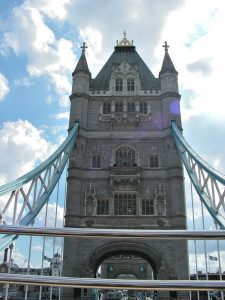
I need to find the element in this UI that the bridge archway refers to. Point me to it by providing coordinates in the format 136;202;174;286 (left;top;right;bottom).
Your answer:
88;241;168;280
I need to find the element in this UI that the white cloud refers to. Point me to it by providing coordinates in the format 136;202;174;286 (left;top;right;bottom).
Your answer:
0;119;54;185
37;202;64;227
46;95;53;105
79;27;105;76
0;0;76;107
52;111;70;120
14;76;34;87
32;244;43;253
31;0;71;21
0;72;9;101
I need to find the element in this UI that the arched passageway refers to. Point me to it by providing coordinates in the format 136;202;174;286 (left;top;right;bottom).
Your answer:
88;241;168;280
100;254;153;280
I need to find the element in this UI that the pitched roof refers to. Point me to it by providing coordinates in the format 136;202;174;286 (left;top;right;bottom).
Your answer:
90;46;160;90
73;51;91;76
159;50;177;76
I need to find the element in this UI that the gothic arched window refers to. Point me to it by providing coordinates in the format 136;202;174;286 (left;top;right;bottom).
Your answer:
150;155;159;168
97;200;109;215
140;102;147;114
127;78;134;91
115;102;123;112
115;147;135;167
86;196;94;215
157;195;165;216
114;194;136;215
92;155;101;168
103;102;111;114
115;78;123;91
127;102;135;112
142;200;154;215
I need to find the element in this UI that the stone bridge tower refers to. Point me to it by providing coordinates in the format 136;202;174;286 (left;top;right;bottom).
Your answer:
63;34;188;299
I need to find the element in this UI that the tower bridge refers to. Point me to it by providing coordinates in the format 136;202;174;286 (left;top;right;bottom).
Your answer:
0;33;225;300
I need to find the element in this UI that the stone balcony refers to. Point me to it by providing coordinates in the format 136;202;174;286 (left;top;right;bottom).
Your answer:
111;165;140;176
110;165;141;191
110;111;140;124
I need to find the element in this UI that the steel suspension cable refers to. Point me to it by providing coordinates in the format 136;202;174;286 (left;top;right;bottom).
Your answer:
215;222;224;299
24;222;34;300
50;179;60;300
4;244;13;300
200;200;210;300
190;181;199;300
39;200;49;300
25;178;37;300
59;164;68;300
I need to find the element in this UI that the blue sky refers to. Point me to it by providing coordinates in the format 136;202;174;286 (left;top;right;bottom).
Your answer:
0;0;225;271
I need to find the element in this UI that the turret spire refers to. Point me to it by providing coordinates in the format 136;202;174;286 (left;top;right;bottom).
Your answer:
72;42;91;77
159;41;177;77
162;41;170;53
80;42;88;54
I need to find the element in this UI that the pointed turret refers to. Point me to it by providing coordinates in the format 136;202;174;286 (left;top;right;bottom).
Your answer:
159;42;178;77
72;42;91;93
72;42;91;76
159;41;178;93
159;41;181;128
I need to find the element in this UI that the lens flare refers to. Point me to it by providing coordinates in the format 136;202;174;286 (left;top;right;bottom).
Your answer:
170;100;180;115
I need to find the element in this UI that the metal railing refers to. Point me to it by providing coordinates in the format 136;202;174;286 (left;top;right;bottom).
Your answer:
0;274;224;291
0;225;225;240
0;225;225;292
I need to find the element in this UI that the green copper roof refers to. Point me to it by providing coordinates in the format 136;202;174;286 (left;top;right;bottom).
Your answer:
90;46;160;90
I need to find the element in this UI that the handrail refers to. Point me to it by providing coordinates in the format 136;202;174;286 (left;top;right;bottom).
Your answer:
0;274;225;291
0;225;225;240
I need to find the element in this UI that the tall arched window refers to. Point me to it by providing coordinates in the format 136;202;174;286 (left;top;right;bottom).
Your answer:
115;147;135;167
103;102;111;114
97;200;109;215
127;102;135;112
127;78;134;91
142;200;154;215
140;102;147;114
115;78;123;91
157;195;165;216
92;155;100;168
150;155;159;168
115;102;123;112
114;194;136;215
86;196;94;215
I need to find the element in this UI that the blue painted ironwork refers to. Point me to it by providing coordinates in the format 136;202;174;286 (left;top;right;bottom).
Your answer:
0;122;79;251
172;121;225;229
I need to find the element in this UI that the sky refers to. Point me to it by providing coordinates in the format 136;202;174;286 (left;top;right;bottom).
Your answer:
0;0;225;272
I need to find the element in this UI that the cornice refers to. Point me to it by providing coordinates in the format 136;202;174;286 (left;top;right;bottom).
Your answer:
70;92;90;100
160;92;181;100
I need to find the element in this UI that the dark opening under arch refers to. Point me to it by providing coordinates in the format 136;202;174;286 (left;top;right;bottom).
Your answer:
89;242;164;280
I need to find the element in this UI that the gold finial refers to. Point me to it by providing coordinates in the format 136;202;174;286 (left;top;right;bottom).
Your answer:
163;41;170;52
81;42;88;53
116;31;134;47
